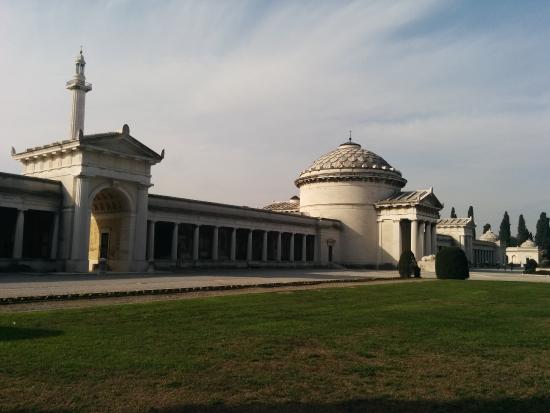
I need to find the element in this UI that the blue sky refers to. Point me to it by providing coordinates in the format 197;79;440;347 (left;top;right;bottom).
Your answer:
0;0;549;233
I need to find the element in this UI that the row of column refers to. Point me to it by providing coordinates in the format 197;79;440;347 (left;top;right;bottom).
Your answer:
147;221;313;263
386;219;438;262
411;220;437;258
475;249;494;265
10;209;59;260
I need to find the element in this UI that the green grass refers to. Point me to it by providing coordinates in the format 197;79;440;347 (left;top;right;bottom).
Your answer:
1;281;550;413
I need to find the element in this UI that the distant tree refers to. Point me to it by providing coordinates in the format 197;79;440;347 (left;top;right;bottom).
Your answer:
450;207;457;218
499;211;511;247
509;236;518;247
528;232;533;241
468;206;476;239
535;212;550;255
483;223;491;234
517;214;530;245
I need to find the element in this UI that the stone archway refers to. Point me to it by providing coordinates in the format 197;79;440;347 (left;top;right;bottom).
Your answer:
88;187;133;272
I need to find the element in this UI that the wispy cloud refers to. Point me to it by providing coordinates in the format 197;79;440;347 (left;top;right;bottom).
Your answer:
0;0;548;232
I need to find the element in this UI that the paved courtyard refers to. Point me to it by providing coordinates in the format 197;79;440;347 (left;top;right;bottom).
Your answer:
0;267;548;299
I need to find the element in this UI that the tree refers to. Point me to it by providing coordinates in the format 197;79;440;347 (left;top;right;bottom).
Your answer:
535;212;550;254
499;211;511;247
483;223;491;234
435;247;469;279
399;250;417;278
450;207;457;218
517;214;530;245
468;206;476;239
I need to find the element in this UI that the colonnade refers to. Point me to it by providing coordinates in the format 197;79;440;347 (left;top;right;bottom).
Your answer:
146;220;316;263
386;218;437;261
0;207;59;260
410;219;438;258
474;249;495;266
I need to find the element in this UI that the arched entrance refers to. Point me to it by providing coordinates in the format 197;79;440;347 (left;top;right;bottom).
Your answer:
88;187;133;272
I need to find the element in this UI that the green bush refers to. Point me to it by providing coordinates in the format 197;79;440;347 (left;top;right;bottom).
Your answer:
539;259;550;269
435;247;469;279
399;250;417;278
524;258;538;274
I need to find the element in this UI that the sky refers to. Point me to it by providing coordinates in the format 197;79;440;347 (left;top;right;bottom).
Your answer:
0;0;549;234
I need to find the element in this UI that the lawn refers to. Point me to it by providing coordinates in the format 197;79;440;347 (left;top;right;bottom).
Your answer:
1;280;550;413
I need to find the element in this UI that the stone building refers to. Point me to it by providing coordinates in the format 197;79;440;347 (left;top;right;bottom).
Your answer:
506;240;541;267
0;52;445;273
436;218;505;267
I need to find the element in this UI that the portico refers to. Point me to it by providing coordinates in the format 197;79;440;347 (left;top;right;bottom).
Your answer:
375;189;443;267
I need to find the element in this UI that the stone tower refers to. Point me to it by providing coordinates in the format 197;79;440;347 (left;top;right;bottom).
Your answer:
66;48;92;139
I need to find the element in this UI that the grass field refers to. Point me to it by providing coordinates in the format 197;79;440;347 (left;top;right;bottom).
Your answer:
1;280;550;413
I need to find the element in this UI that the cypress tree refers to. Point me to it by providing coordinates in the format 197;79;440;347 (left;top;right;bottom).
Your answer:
517;214;530;245
483;223;491;234
468;206;476;239
535;212;550;253
450;207;457;218
499;211;511;247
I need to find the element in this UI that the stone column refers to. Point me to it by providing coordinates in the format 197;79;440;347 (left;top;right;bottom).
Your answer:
192;225;200;261
171;222;179;261
212;226;219;261
230;228;237;261
133;185;149;268
246;230;253;261
313;235;319;263
50;212;60;260
418;221;426;258
69;176;91;270
301;235;307;262
289;233;295;262
431;223;438;255
393;220;401;263
147;220;156;261
276;232;282;262
12;209;26;259
411;220;418;258
261;231;268;262
377;220;383;267
425;222;432;257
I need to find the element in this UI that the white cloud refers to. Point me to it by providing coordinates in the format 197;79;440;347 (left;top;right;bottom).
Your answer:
0;0;548;231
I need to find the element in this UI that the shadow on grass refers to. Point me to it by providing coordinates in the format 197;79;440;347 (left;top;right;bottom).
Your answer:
153;397;550;413
0;326;63;341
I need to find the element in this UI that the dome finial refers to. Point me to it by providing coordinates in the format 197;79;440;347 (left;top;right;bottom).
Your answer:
349;130;352;142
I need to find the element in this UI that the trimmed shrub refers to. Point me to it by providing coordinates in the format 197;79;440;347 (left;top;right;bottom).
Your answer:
399;250;417;278
435;247;469;279
524;259;538;274
539;259;550;269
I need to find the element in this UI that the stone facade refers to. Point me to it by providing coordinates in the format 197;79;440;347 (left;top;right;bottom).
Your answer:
506;240;541;267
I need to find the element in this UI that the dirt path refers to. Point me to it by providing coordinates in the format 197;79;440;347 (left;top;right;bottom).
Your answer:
0;278;429;313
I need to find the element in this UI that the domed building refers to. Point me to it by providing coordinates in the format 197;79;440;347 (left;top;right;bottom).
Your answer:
0;52;444;272
294;138;443;266
506;239;541;267
479;229;499;243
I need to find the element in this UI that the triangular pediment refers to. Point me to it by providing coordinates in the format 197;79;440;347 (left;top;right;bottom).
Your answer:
81;128;163;163
419;192;444;209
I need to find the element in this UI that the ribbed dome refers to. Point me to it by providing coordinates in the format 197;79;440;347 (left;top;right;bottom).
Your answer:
520;239;537;248
295;140;406;188
479;229;499;243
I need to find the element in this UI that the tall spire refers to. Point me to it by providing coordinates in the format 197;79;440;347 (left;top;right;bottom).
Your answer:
66;48;92;139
